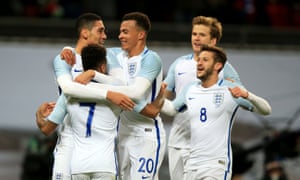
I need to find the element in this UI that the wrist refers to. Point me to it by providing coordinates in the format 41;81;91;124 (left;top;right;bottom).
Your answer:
244;91;249;98
88;70;96;79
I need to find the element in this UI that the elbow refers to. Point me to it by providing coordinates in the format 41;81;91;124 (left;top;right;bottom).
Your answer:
127;88;145;101
60;84;73;97
40;126;55;136
257;104;272;116
134;90;145;101
261;106;272;116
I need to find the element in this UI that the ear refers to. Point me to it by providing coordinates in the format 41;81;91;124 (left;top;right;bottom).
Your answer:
99;63;107;74
81;28;89;40
214;62;223;72
211;38;217;46
138;31;146;40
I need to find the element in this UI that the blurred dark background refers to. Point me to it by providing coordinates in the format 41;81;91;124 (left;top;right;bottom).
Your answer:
0;0;300;47
1;0;300;26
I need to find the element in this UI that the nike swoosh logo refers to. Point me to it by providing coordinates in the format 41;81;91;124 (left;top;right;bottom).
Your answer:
178;72;186;75
188;97;195;100
142;176;150;179
73;69;82;72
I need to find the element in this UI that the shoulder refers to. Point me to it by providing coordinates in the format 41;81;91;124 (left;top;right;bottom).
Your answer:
145;49;161;60
142;49;162;66
53;54;62;63
172;53;193;65
219;79;240;87
107;47;122;55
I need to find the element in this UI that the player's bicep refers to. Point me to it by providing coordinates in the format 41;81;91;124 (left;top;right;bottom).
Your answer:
53;55;72;78
138;55;162;82
47;94;68;124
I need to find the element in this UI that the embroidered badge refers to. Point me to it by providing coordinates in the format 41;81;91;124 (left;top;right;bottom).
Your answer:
128;62;137;77
213;93;224;107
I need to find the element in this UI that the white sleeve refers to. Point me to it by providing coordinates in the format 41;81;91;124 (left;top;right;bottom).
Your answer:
57;74;150;101
62;46;75;53
90;77;151;101
247;92;272;115
161;99;178;116
93;67;126;85
57;74;107;100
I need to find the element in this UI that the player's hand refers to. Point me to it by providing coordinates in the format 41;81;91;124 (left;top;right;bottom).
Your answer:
60;49;75;66
37;102;56;118
225;77;235;83
107;91;135;111
154;82;167;107
228;87;248;98
140;83;167;118
74;70;95;85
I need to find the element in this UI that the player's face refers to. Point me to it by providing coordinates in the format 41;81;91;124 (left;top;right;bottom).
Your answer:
196;51;215;81
191;25;216;56
87;20;107;47
118;20;141;55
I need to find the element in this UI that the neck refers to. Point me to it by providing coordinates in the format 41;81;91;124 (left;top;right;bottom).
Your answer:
75;40;88;55
201;75;219;88
193;52;200;62
127;42;146;58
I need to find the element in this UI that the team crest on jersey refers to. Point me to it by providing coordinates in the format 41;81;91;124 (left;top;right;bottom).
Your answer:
128;62;137;76
213;93;224;107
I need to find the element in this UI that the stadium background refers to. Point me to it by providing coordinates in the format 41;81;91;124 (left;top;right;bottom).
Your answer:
0;0;300;179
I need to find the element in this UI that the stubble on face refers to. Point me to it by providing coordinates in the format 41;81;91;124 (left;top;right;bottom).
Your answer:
196;51;215;81
88;20;106;46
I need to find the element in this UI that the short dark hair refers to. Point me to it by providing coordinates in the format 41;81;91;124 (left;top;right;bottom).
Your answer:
81;44;107;71
122;12;151;34
75;13;102;38
200;44;227;66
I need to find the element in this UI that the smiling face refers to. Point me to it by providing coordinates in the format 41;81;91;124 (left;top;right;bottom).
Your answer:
196;50;216;81
191;24;217;57
118;20;143;56
85;20;107;47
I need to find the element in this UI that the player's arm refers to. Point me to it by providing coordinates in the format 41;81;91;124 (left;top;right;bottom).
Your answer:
57;53;161;101
60;46;76;66
57;77;135;110
35;54;71;136
60;46;126;85
36;95;68;136
80;50;126;85
36;102;56;136
229;86;272;115
90;48;126;85
55;51;134;111
139;83;167;118
73;68;125;85
141;82;189;118
223;62;243;86
163;58;178;100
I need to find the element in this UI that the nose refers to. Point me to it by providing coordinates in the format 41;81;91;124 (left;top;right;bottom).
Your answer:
197;59;205;68
103;33;107;40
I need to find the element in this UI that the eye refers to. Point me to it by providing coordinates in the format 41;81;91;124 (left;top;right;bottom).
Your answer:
99;29;106;34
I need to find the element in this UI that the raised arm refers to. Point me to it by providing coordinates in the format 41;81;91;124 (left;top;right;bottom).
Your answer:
229;86;272;115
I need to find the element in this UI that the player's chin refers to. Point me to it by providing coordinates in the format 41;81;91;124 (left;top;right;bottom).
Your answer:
99;42;105;47
197;70;205;77
192;44;202;51
120;43;128;50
